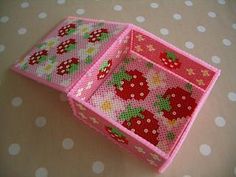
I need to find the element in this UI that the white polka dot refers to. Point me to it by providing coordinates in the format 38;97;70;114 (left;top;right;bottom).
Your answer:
11;97;23;107
92;161;104;174
232;23;236;30
38;12;47;19
150;3;159;8
113;5;122;11
76;9;85;15
59;93;67;102
214;116;226;127
211;56;221;64
197;25;206;32
21;2;29;8
8;144;21;155
185;41;194;49
183;175;192;177
136;16;145;23
0;44;5;53
208;11;216;18
17;28;27;35
35;116;47;128
0;16;9;23
62;138;74;150
185;0;193;6
160;28;169;35
35;167;48;177
228;92;236;101
173;13;182;20
222;38;232;46
57;0;66;4
217;0;226;5
199;144;211;156
234;166;236;176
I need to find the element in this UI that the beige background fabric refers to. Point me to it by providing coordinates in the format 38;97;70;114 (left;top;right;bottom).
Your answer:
0;0;236;177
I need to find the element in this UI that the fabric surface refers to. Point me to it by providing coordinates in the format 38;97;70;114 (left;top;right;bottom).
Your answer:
0;0;236;177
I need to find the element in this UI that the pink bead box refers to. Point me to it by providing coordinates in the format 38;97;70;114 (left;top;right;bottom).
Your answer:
11;16;220;173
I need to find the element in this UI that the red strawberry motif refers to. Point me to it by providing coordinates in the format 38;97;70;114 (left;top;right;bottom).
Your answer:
154;85;197;121
119;105;159;146
83;28;109;43
111;67;150;100
29;50;48;65
58;23;76;37
105;126;128;144
56;57;79;75
57;38;76;55
97;60;112;80
160;51;181;69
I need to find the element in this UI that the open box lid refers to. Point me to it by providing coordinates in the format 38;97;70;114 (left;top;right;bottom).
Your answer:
11;17;128;93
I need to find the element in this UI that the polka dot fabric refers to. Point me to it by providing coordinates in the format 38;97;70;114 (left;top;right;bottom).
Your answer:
1;1;236;177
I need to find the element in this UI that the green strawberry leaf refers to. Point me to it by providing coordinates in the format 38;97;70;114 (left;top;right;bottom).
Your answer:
38;56;47;63
66;44;76;52
48;56;56;63
21;63;28;70
166;51;176;61
85;56;93;64
119;104;144;121
146;62;153;68
83;32;90;39
99;60;109;71
68;64;78;74
110;127;124;137
154;95;172;112
46;74;52;81
111;67;132;88
185;83;193;93
98;33;109;41
167;131;175;141
68;28;76;35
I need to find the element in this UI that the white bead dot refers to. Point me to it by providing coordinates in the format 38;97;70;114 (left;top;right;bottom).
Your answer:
160;28;169;35
214;116;226;127
0;16;9;23
232;23;236;30
211;56;221;64
35;116;47;128
35;167;48;177
222;38;232;46
8;144;21;155
197;25;206;32
199;144;212;156
113;5;123;11
92;161;104;174
185;41;194;49
217;0;226;5
173;13;182;20
62;138;74;150
185;1;193;6
228;92;236;101
59;93;67;102
76;9;85;15
208;11;216;18
21;2;29;8
11;97;23;107
136;16;145;23
38;12;47;19
57;0;66;4
150;3;159;8
17;28;27;35
0;44;5;53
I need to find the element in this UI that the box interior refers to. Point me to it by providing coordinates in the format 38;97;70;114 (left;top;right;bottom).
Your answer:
72;29;207;155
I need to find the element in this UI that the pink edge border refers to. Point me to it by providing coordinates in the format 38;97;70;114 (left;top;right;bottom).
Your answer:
11;16;129;94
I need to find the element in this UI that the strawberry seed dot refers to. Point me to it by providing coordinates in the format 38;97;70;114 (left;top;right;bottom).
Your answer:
140;92;144;96
172;111;176;115
130;83;135;87
133;75;137;79
131;94;135;98
137;120;141;124
131;128;135;132
172;94;175;97
147;119;151;123
188;106;192;110
152;130;156;134
177;104;181;107
144;129;148;133
140;82;143;86
182;96;186;100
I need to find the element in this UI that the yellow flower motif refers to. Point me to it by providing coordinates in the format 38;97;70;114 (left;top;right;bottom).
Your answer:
78;24;93;36
36;60;58;77
147;70;166;89
39;37;59;50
